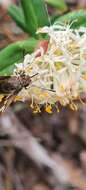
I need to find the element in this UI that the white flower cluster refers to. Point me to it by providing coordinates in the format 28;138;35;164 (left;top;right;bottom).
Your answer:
14;24;86;112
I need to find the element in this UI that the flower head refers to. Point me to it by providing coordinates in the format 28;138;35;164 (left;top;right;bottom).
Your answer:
14;23;86;112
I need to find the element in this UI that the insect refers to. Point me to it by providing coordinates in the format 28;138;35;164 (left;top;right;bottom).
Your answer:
0;72;38;112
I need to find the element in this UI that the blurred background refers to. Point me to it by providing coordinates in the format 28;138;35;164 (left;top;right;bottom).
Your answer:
0;1;86;190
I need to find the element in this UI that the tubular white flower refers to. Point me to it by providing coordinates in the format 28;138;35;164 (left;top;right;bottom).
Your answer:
14;24;86;111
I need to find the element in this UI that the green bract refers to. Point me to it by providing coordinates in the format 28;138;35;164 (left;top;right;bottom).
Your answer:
0;38;38;75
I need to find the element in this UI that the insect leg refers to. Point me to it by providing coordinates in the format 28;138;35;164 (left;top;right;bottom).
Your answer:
0;91;17;112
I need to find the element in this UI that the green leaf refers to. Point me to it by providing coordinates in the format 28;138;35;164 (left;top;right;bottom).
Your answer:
45;0;67;11
0;38;38;75
55;10;86;28
8;4;28;33
20;0;49;36
0;65;15;76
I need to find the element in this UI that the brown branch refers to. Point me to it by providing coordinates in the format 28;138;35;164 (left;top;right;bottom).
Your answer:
0;108;69;187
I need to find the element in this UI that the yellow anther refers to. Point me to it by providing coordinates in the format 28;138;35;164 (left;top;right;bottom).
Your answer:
45;105;52;114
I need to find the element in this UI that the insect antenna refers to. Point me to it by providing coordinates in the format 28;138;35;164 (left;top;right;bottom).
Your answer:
32;85;55;92
28;73;55;92
30;73;39;78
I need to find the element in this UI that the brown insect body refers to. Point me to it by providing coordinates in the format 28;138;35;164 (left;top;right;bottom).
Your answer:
0;74;32;112
0;75;31;94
